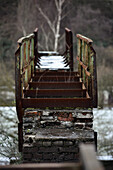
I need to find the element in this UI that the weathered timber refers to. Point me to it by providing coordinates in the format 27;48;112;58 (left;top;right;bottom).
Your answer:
0;163;81;170
80;144;104;170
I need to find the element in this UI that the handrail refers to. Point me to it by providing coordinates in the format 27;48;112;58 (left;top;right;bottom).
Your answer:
15;28;38;152
76;34;98;107
76;34;93;44
63;28;73;71
15;28;38;120
17;33;34;44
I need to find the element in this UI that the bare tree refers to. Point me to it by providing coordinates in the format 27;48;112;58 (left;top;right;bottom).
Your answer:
36;0;71;52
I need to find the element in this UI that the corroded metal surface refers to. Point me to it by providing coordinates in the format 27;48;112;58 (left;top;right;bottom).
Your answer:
35;71;79;76
33;76;80;82
24;89;86;98
29;82;82;89
15;27;98;153
65;28;73;71
76;34;98;107
22;98;92;108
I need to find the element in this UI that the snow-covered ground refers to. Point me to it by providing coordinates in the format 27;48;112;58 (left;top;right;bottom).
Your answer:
0;107;19;165
93;108;113;159
0;107;113;164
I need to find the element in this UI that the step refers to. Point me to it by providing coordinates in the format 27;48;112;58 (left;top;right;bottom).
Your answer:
32;76;80;82
24;89;86;98
35;71;79;77
29;82;82;89
22;98;92;108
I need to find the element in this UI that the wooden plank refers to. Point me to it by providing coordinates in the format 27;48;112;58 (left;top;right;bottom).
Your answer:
24;89;86;98
80;144;104;170
0;163;81;170
29;82;82;89
22;98;92;108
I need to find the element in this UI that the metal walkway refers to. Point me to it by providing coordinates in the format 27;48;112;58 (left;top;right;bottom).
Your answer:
15;28;98;157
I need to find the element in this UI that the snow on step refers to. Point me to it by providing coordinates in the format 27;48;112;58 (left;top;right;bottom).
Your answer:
40;55;69;70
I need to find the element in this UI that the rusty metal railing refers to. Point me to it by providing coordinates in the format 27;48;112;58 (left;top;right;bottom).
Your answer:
15;28;38;151
76;34;98;107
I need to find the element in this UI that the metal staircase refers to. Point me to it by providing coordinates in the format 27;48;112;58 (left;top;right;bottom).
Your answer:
15;28;98;162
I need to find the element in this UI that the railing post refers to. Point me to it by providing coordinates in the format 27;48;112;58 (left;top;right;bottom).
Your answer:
15;46;24;152
90;45;98;107
15;30;38;152
77;38;81;77
65;28;73;71
31;38;34;75
15;47;24;122
34;28;38;70
88;45;92;98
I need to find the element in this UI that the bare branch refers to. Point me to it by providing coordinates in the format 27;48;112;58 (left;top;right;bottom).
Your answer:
41;25;49;50
61;8;73;20
61;0;65;6
63;1;71;11
36;5;55;35
59;33;65;42
55;0;59;11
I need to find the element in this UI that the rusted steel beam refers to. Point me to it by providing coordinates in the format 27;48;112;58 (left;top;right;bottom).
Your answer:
15;46;24;123
34;28;38;67
18;122;23;152
90;45;98;108
24;89;86;98
29;82;82;89
35;71;79;76
22;98;92;108
32;76;80;82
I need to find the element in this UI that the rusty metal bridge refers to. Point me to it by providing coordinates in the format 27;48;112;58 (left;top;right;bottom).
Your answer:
15;28;98;163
